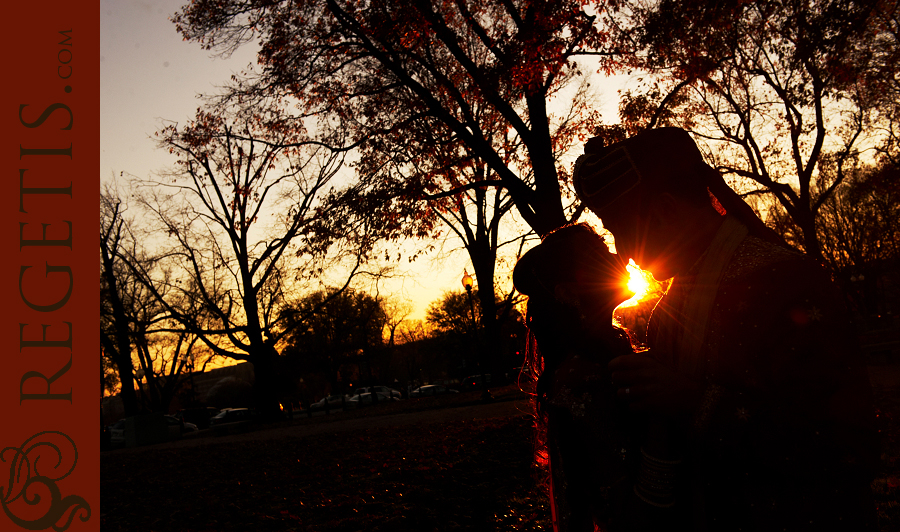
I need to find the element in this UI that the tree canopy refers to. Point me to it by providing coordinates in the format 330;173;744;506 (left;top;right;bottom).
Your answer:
426;288;481;337
606;0;899;261
173;0;618;237
172;1;619;385
280;287;389;386
94;0;900;414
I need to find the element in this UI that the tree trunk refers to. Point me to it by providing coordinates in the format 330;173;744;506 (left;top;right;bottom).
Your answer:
525;96;568;237
802;213;824;265
251;344;283;420
470;247;502;383
114;354;140;416
101;247;141;417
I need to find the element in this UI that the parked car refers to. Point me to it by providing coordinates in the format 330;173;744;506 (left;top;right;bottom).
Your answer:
165;414;198;433
309;394;351;411
175;406;220;429
348;391;397;407
163;415;186;439
209;407;255;426
106;415;194;447
356;386;403;399
431;378;460;388
108;419;126;448
409;385;459;398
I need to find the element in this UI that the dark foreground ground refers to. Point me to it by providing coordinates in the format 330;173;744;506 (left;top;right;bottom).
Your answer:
870;362;900;531
101;386;551;532
102;370;900;532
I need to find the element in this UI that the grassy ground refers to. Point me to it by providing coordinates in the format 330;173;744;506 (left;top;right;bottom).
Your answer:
872;375;900;531
101;386;551;532
101;378;900;531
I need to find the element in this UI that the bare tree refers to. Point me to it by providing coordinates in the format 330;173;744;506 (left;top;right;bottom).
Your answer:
102;187;218;415
126;103;369;417
381;298;414;348
100;188;144;417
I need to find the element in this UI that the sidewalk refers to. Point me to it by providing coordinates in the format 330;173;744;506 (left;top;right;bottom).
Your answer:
105;394;532;454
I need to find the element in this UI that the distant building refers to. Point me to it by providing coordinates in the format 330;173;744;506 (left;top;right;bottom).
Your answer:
101;361;256;425
187;361;255;402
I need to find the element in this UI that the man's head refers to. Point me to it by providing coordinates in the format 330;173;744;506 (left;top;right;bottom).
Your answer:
573;128;709;213
573;128;724;279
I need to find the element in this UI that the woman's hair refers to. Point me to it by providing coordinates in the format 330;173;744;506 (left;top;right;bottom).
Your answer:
513;223;632;470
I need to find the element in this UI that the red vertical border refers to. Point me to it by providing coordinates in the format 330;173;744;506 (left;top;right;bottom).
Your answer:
2;1;99;531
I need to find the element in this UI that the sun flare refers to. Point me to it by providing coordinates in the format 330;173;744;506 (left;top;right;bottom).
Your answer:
626;259;650;298
616;259;658;310
614;260;667;347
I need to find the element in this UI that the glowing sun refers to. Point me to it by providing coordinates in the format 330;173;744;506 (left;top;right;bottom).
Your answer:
619;259;654;308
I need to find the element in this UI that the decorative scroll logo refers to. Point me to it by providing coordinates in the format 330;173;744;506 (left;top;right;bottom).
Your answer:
1;431;90;530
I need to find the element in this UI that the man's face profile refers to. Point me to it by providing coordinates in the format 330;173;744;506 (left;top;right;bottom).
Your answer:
600;200;644;266
600;196;676;281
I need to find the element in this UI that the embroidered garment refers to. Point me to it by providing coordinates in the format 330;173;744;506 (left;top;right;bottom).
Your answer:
646;226;879;531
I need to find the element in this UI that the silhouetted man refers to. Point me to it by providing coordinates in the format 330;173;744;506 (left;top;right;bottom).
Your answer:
572;128;878;531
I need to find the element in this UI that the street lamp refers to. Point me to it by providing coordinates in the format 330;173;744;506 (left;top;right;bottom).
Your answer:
187;359;196;407
462;269;492;401
462;269;474;291
461;270;476;335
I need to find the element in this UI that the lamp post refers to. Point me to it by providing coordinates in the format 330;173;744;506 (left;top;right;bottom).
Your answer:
187;358;196;407
462;270;493;401
135;367;143;398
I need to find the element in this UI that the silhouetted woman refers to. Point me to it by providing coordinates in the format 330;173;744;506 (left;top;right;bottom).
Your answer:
513;223;639;532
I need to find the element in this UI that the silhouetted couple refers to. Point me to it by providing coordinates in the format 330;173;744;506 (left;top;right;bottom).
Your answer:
514;128;878;532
